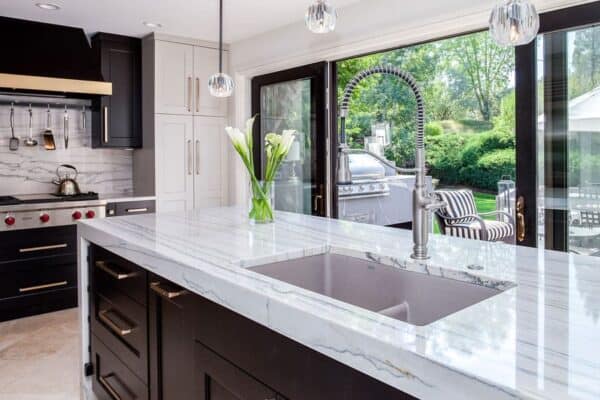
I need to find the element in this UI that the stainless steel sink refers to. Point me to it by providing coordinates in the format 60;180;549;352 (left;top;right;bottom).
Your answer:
249;253;506;326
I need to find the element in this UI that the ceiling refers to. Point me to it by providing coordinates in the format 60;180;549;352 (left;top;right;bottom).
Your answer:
1;0;363;43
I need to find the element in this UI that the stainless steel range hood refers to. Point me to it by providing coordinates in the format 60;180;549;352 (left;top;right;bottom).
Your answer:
0;17;112;96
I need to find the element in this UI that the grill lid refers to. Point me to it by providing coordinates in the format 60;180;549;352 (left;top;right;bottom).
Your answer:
348;153;385;181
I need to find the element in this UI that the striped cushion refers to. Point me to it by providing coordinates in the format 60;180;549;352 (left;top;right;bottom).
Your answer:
444;220;514;241
435;190;478;225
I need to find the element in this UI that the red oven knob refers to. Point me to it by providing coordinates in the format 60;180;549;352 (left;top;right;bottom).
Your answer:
72;211;82;220
86;210;96;219
4;216;15;226
40;213;50;223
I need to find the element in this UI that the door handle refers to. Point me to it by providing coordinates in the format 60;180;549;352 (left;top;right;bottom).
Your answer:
195;140;200;175
516;196;526;243
187;140;193;175
125;208;148;214
19;243;68;253
103;106;109;143
98;373;123;400
98;309;135;337
313;194;323;213
196;77;200;113
150;281;188;300
95;261;138;280
187;77;192;112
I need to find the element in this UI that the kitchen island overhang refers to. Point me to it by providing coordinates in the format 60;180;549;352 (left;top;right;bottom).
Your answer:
77;207;600;400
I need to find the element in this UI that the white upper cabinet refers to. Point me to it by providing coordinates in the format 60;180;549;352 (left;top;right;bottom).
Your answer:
194;46;228;117
155;41;194;115
154;40;228;117
155;114;195;212
193;116;227;209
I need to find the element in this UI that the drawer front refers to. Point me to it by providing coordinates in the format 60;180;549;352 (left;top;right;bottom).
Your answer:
0;256;76;300
0;226;76;263
93;248;147;306
0;287;77;322
106;200;155;217
92;334;148;400
92;287;147;382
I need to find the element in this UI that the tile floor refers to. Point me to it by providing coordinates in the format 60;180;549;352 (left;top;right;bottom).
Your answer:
0;308;80;400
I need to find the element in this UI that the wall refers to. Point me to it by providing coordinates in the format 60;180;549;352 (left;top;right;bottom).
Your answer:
0;103;133;196
226;0;593;207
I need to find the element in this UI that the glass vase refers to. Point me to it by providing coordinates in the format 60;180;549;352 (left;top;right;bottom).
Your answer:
249;180;275;224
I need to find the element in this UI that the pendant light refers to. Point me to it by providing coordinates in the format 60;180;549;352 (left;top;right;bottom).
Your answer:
208;0;234;97
489;0;539;46
305;0;337;34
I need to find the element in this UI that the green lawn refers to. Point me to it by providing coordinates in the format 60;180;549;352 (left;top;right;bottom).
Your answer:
433;191;497;234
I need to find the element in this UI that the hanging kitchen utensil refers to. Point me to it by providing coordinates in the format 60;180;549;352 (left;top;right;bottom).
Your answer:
63;105;69;149
24;104;38;147
9;102;18;151
42;104;56;150
53;164;81;196
81;105;86;131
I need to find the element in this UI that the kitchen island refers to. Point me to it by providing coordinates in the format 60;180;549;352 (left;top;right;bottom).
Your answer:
77;207;600;400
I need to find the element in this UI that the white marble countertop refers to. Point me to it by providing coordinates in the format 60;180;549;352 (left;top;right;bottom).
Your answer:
77;207;600;400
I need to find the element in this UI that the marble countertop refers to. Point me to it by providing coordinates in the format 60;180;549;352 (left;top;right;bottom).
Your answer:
77;207;600;400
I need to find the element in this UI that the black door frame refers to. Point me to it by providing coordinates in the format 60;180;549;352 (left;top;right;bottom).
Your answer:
251;62;329;217
515;0;600;248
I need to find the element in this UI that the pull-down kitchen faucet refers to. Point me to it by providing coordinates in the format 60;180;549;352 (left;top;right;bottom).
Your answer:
337;65;446;260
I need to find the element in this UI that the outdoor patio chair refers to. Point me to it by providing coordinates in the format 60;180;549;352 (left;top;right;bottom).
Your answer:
434;189;515;243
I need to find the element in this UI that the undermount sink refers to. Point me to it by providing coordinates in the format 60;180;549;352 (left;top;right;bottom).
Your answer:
249;253;505;326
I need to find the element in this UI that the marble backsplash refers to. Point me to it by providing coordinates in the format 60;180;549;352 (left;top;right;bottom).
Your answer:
0;103;133;196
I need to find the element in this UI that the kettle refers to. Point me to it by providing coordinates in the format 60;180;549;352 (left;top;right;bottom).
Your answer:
53;164;81;196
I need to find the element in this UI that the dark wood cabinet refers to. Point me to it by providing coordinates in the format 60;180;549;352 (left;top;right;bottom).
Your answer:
91;33;142;148
89;245;414;400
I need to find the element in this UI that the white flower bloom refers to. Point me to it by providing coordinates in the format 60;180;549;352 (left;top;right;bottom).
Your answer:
281;130;296;153
225;127;247;150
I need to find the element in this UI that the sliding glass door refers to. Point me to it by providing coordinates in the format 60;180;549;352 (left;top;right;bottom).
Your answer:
517;3;600;255
251;63;328;217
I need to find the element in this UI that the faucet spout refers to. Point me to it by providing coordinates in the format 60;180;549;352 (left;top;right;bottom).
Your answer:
338;65;440;260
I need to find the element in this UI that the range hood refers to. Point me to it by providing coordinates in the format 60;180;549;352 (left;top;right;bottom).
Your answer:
0;17;111;96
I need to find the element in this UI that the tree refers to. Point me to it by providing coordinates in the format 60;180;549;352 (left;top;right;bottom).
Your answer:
571;27;600;98
444;32;514;121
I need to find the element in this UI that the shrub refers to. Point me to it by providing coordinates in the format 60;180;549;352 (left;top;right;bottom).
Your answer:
425;122;444;137
468;148;515;190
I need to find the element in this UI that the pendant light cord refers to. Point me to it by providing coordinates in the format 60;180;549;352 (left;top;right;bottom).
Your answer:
219;0;223;73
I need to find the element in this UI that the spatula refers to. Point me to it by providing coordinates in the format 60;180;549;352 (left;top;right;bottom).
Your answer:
9;103;18;151
23;104;38;147
42;105;56;150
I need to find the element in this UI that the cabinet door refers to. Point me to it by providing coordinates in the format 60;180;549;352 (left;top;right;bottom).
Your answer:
155;40;194;115
193;116;227;209
148;277;196;400
92;34;142;148
195;342;282;400
193;46;228;117
155;115;194;212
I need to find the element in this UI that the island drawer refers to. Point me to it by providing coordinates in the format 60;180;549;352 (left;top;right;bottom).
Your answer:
93;248;147;306
0;226;75;263
91;287;147;383
91;334;148;400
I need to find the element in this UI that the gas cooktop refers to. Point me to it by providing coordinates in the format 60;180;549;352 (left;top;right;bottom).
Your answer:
0;196;20;206
0;192;100;205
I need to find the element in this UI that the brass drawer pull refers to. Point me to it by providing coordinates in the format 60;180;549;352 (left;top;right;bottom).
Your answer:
19;243;67;253
98;373;122;400
19;280;67;293
96;261;138;280
125;207;148;214
150;281;188;300
98;309;135;337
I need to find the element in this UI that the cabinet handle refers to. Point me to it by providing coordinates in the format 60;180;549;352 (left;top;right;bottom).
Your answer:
196;77;200;113
19;243;67;253
98;309;135;337
150;281;188;300
103;106;109;143
516;196;526;243
195;140;200;175
19;280;67;293
187;140;193;175
187;76;192;112
98;373;122;400
125;207;148;214
96;261;138;280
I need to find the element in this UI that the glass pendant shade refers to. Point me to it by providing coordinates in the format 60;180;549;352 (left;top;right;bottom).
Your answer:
208;72;234;97
305;0;337;34
489;0;539;46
